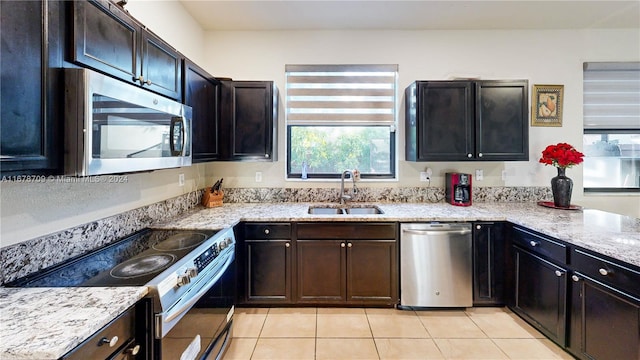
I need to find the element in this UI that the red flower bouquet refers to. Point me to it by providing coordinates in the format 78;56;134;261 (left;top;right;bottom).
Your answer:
539;143;584;169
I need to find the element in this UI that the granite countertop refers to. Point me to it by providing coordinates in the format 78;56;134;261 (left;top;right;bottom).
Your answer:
0;287;147;360
154;202;640;268
2;201;638;360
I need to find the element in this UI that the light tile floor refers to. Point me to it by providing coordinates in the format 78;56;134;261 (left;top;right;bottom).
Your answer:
223;307;574;360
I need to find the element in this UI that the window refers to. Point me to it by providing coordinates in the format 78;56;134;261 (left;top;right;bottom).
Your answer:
583;62;640;192
286;64;397;179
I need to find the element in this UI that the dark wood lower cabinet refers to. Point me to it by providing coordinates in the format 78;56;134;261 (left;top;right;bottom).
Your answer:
296;240;346;303
569;274;640;360
473;222;505;305
296;239;397;306
238;223;293;305
511;246;567;347
244;240;293;304
347;240;397;305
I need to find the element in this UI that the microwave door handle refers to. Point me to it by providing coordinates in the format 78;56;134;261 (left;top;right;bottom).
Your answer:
169;116;186;156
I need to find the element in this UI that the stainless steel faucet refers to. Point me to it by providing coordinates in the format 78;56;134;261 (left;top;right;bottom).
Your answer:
339;170;358;204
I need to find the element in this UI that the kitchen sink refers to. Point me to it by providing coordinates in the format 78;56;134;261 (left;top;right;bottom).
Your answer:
308;207;345;214
308;206;384;215
345;207;383;214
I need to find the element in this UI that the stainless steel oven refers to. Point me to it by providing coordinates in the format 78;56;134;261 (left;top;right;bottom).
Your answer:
7;227;236;360
157;255;235;360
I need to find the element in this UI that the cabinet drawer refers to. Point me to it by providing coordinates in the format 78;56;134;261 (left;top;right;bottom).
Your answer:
573;248;640;298
63;306;135;360
297;223;397;240
244;223;291;239
512;226;567;264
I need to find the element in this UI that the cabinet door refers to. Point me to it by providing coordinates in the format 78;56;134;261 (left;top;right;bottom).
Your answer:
244;240;292;304
141;31;182;100
296;240;346;303
415;81;474;161
475;81;528;161
183;59;220;162
220;81;276;161
346;240;397;305
512;247;567;346
569;274;640;360
473;222;505;305
1;0;62;175
72;0;140;85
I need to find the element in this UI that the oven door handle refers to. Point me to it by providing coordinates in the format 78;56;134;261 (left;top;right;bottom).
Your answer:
164;251;233;323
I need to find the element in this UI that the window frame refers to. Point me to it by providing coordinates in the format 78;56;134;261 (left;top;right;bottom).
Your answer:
583;61;640;193
286;125;396;180
583;128;640;193
285;64;398;180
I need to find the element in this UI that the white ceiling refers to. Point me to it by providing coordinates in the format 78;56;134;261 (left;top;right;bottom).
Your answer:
178;0;640;31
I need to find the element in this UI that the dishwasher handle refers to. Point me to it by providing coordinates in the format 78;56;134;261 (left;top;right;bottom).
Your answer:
402;228;472;236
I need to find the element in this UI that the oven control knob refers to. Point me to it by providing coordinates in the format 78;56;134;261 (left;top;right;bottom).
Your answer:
219;242;226;250
177;274;191;287
187;267;198;278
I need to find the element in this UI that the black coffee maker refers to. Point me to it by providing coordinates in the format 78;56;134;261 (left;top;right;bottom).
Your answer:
445;172;472;206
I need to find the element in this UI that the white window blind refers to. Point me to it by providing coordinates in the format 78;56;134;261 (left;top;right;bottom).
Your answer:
583;62;640;129
285;64;398;127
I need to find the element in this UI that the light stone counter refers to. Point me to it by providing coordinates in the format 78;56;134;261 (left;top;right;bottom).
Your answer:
0;287;147;360
155;202;640;269
4;201;636;360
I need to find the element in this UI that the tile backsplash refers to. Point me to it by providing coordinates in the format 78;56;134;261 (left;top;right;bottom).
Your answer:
1;186;551;284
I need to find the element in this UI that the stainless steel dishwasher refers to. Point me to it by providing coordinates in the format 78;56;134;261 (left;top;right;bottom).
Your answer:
400;223;473;308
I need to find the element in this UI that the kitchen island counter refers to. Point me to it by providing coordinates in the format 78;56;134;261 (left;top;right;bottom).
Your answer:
154;202;640;269
0;287;147;360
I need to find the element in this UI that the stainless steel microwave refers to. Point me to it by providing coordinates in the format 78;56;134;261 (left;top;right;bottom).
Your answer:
64;68;191;176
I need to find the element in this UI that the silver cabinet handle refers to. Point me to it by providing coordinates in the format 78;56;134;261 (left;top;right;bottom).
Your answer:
555;270;563;277
265;154;270;158
599;268;609;276
571;275;580;282
264;229;270;234
402;229;472;236
145;79;152;85
347;242;353;248
100;336;119;348
340;242;346;248
127;344;141;355
529;241;539;247
478;153;483;157
467;153;473;158
285;242;290;248
476;225;481;230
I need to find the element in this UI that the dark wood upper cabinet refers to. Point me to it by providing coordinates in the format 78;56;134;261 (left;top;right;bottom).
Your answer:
140;30;182;100
406;80;528;161
71;0;182;100
219;81;278;161
1;0;63;175
183;59;221;163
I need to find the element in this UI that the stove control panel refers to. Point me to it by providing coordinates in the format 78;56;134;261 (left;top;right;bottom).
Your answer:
194;244;219;272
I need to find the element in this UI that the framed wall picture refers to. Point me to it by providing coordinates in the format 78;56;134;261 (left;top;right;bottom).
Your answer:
531;84;564;127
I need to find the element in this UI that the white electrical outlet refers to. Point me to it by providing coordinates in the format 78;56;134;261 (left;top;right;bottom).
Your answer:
255;172;262;182
178;173;185;186
420;167;433;182
475;169;483;181
502;170;508;181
